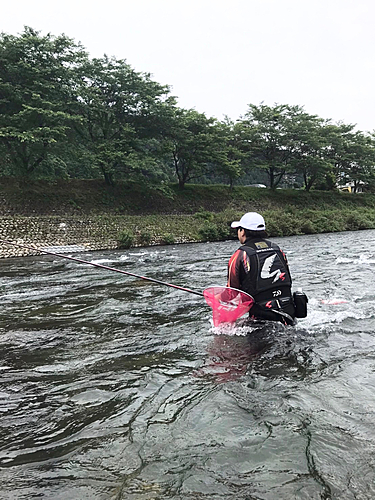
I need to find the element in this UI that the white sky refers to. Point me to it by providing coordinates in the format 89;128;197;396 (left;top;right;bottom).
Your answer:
3;0;375;132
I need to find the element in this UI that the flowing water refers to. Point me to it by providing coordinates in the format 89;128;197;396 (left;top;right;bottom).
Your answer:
1;230;375;499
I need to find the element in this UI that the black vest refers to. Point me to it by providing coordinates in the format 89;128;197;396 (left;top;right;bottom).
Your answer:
239;238;292;302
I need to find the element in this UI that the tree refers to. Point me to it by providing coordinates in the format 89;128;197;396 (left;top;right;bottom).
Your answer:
163;109;222;189
214;119;245;189
236;104;293;188
0;27;88;177
337;131;375;191
320;123;375;191
237;103;330;189
290;116;334;191
74;56;175;185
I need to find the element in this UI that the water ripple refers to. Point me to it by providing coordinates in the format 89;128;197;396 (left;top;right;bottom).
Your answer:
1;231;375;498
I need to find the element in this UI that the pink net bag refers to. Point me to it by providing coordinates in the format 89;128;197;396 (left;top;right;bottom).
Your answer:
203;286;254;327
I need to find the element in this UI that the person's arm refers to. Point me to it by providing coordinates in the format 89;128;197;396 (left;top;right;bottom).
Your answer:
227;249;242;289
280;248;288;264
280;248;293;283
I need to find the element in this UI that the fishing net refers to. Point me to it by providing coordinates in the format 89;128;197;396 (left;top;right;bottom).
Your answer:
203;286;254;327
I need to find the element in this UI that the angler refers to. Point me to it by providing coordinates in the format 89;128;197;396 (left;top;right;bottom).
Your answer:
228;212;308;325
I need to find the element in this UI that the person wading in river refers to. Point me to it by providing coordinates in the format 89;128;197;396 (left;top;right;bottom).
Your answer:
228;212;295;325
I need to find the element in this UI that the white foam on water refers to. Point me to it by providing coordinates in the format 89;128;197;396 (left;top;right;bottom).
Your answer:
129;250;166;257
207;294;371;334
358;253;375;265
90;254;130;266
70;389;115;406
90;258;117;265
209;316;283;337
336;253;375;266
336;257;353;264
210;322;249;337
302;298;371;331
119;254;129;261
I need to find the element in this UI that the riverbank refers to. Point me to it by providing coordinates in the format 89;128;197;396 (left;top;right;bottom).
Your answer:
0;179;374;257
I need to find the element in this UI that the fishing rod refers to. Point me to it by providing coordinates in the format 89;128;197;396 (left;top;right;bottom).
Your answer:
0;240;204;297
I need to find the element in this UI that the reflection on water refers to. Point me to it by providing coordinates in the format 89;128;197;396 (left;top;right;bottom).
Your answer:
1;231;375;499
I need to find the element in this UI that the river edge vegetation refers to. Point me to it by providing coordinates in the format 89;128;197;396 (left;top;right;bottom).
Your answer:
1;179;375;250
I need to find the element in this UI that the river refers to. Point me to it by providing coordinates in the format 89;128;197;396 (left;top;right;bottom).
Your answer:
1;230;375;499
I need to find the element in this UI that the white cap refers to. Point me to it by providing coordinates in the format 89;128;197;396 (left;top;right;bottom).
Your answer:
231;212;266;231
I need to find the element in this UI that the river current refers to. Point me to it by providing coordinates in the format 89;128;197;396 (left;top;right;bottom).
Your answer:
1;230;375;499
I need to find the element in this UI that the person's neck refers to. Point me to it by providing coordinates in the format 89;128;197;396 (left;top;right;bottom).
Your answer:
244;235;264;244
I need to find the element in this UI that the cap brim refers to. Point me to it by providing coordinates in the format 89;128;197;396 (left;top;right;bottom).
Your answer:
231;221;241;228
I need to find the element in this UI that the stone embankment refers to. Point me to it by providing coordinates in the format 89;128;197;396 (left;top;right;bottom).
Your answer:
0;214;199;258
0;216;125;258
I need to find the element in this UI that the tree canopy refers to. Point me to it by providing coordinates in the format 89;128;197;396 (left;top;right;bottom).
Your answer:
0;27;87;177
0;27;374;192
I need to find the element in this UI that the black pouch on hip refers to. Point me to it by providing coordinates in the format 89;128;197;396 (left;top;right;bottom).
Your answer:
293;290;308;318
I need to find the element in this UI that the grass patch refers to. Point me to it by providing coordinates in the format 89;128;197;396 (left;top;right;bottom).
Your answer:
117;228;134;249
161;233;175;245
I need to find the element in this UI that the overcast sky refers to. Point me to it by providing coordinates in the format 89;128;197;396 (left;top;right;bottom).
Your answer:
3;0;375;132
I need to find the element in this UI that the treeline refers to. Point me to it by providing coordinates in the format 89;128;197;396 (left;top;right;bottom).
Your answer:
1;27;375;192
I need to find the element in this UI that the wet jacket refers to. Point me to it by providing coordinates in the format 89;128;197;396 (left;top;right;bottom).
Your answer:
227;236;295;324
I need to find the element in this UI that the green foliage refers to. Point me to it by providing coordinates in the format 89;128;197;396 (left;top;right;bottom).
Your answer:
0;27;87;177
299;219;318;234
140;230;152;244
194;208;214;221
162;109;224;190
235;104;324;189
345;212;375;230
153;182;176;200
216;222;231;239
315;172;337;191
117;228;134;248
1;27;374;193
198;221;219;241
265;219;284;237
263;206;375;236
161;233;175;245
265;215;296;237
75;55;174;185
